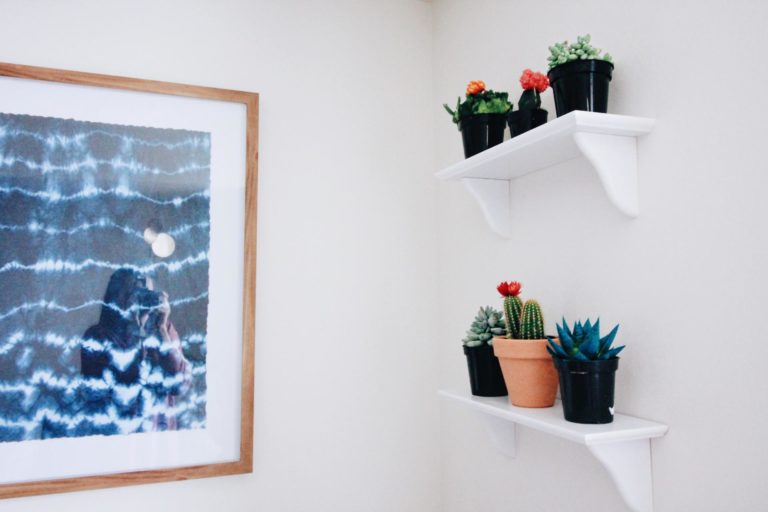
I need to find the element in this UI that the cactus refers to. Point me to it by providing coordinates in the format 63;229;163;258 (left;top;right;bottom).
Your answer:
520;300;545;339
517;69;549;110
503;295;523;339
497;281;522;338
462;306;507;347
547;318;624;360
497;281;548;340
547;34;613;70
518;89;540;110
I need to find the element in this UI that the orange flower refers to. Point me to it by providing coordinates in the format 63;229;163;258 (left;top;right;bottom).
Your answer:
466;80;486;96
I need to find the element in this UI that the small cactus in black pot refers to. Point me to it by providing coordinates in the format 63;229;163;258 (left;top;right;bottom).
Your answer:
508;70;549;138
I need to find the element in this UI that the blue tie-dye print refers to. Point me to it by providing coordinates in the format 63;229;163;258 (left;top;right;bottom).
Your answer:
0;112;209;442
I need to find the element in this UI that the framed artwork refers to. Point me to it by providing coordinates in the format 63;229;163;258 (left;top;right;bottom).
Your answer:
0;62;257;498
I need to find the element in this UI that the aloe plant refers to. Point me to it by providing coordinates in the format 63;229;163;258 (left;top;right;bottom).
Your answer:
546;318;624;361
462;306;506;347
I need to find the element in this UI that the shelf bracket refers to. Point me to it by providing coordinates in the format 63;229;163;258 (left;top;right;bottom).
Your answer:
478;414;516;458
461;178;513;237
588;440;655;512
572;132;639;218
439;390;665;512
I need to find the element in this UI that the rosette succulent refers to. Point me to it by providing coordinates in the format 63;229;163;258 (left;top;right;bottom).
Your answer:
444;80;513;125
547;34;613;70
462;306;507;347
546;318;624;361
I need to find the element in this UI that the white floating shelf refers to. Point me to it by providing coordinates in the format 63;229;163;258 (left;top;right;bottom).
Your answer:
439;389;668;512
436;111;655;237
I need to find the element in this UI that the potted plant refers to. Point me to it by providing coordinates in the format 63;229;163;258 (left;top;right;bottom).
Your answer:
492;281;558;408
508;69;549;137
461;306;508;397
444;80;512;158
547;318;625;424
547;34;614;116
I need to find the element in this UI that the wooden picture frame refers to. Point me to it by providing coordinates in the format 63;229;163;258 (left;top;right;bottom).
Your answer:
0;62;256;498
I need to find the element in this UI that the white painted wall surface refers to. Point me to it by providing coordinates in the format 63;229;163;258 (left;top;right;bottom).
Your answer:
0;1;439;511
433;1;768;511
2;0;768;511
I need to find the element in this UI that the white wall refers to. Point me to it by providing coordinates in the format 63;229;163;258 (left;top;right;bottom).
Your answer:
0;1;439;511
434;0;768;511
3;1;768;510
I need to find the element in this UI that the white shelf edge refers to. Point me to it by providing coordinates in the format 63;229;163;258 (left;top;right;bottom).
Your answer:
435;111;655;236
439;388;668;512
438;389;667;446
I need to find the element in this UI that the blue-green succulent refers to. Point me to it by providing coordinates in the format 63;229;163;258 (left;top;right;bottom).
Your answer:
546;318;624;361
462;306;507;347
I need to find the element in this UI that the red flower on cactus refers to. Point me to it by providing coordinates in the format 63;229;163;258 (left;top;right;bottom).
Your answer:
519;69;549;93
466;80;486;96
497;281;522;297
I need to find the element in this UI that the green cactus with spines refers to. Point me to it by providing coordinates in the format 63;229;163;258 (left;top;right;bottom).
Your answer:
547;34;613;70
462;306;507;347
503;295;523;339
520;300;545;339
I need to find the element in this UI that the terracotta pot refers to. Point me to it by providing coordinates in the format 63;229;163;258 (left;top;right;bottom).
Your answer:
492;337;559;408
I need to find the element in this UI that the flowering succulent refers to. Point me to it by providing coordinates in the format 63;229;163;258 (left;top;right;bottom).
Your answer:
546;318;624;361
518;69;549;110
497;281;522;338
466;80;486;95
496;281;522;297
462;306;507;347
444;80;513;125
496;281;545;340
547;34;613;70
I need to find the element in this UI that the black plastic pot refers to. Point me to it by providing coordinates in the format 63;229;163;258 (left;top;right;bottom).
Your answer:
547;59;614;117
553;357;618;424
507;108;548;138
458;113;507;158
463;343;507;397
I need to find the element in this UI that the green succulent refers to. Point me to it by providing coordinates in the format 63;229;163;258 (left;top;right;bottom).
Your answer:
547;318;624;361
462;306;507;347
547;34;613;70
444;90;513;125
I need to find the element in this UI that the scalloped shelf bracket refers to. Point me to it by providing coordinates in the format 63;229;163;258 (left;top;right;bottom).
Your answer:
573;131;639;217
589;440;654;512
482;421;654;511
461;178;513;238
440;389;668;512
436;112;655;237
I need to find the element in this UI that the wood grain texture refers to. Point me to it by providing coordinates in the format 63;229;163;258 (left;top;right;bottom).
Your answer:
0;62;258;499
